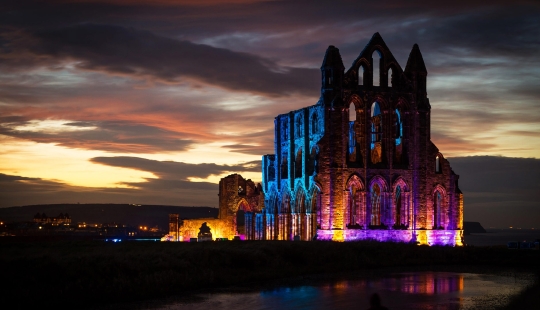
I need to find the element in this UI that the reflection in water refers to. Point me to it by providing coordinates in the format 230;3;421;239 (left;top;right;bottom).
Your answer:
134;272;531;310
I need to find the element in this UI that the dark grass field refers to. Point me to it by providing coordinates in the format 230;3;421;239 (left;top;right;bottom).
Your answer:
1;238;538;309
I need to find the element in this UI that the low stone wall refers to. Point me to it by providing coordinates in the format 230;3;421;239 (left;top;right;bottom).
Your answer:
316;229;463;246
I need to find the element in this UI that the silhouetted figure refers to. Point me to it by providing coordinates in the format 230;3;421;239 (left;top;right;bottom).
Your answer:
367;293;389;310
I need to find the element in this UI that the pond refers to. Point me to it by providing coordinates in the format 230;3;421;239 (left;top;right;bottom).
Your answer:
125;271;533;310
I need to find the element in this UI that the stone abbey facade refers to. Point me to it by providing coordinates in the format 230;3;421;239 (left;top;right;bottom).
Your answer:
169;33;463;245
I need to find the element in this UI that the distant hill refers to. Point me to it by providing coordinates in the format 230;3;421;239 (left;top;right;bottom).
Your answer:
463;221;487;235
0;204;219;229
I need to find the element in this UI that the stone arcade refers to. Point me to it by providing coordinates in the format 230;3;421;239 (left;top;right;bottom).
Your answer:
169;33;463;245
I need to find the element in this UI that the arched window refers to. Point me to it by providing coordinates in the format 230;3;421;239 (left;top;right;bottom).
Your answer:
434;191;442;228
311;112;318;135
358;65;365;86
395;185;402;225
295;149;302;179
282;120;288;140
436;155;441;173
372;50;381;86
349;102;356;155
281;155;288;179
388;67;393;87
308;146;318;175
295;114;303;139
268;163;275;182
349;102;356;122
370;183;381;226
370;101;382;164
395;109;402;146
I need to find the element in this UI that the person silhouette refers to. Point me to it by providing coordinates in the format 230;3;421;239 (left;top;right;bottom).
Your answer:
367;293;389;310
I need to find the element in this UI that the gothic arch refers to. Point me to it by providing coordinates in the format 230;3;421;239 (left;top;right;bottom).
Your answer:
432;184;448;229
369;175;389;227
236;198;251;212
392;177;410;228
346;174;365;228
354;59;370;85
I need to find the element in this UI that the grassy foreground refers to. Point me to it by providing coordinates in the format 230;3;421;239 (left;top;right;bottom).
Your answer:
1;239;539;309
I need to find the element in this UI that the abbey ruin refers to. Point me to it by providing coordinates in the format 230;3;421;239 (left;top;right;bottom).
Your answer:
168;33;464;246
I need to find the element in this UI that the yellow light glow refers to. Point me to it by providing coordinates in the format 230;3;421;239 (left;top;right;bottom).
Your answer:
0;135;156;188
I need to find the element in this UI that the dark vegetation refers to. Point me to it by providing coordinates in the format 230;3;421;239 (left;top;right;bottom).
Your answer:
1;239;538;309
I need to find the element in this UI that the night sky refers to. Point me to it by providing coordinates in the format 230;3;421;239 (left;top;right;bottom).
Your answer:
0;0;539;228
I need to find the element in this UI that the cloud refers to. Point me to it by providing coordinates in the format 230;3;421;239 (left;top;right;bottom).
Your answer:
90;156;261;180
0;119;194;153
0;172;219;208
2;24;319;97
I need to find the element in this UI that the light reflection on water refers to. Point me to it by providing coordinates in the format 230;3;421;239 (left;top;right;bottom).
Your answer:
141;272;531;310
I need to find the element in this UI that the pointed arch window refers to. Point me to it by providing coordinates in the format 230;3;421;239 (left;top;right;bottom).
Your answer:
295;114;303;139
370;101;382;164
349;102;356;155
370;183;381;226
295;149;302;179
282;120;288;140
436;155;441;173
311;112;319;135
434;191;442;228
395;109;402;146
358;65;365;86
388;67;393;87
395;185;402;225
372;50;381;86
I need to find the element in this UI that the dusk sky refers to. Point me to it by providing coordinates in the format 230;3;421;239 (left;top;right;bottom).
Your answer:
1;0;539;228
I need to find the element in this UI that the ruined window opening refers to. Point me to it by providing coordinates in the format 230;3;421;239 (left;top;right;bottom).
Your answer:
434;191;442;228
348;121;356;155
348;102;356;155
308;147;317;175
282;120;288;140
281;156;288;179
295;114;303;139
370;101;382;164
295;149;302;179
370;183;381;226
395;109;402;146
268;163;275;182
358;65;364;86
311;112;318;135
388;67;393;87
349;102;356;122
373;50;381;86
395;185;402;225
436;155;441;173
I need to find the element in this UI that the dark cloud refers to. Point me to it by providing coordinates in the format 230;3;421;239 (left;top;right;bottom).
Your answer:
90;156;261;180
2;23;319;97
0;119;194;153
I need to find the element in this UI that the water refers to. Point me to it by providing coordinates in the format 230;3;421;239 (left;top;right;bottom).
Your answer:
465;229;539;247
125;272;533;310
